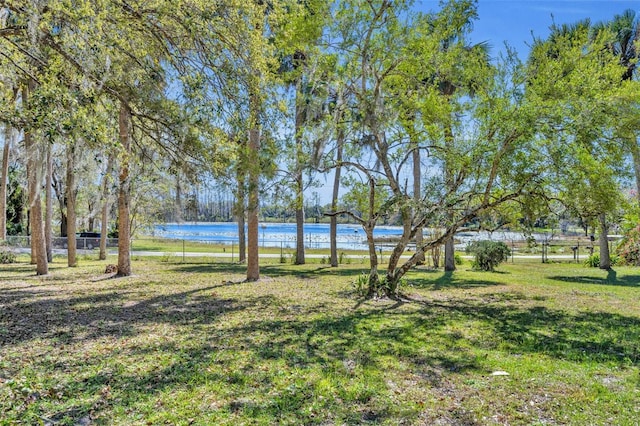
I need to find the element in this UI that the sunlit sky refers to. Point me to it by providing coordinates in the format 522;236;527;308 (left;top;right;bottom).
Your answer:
416;0;640;59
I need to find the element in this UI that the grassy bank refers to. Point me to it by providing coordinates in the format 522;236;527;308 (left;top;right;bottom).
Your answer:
1;258;639;424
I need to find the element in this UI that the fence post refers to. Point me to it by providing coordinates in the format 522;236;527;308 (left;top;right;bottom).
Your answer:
182;239;185;263
232;242;234;263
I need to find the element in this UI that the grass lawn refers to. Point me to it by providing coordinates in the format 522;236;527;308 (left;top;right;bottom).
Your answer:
1;257;640;425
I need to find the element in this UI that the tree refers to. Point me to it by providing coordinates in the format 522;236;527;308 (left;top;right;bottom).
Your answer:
527;19;631;271
0;123;12;241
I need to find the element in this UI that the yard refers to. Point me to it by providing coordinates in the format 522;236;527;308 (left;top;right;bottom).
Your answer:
1;257;639;424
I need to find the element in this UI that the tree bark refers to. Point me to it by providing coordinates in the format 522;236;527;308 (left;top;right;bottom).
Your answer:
246;87;261;281
116;101;132;277
365;224;379;297
294;77;305;265
24;81;48;275
99;154;114;260
411;131;425;265
598;212;611;270
330;126;344;267
444;237;456;270
631;138;640;204
0;124;11;241
246;125;260;281
443;124;456;271
235;143;247;263
66;142;77;266
45;142;53;262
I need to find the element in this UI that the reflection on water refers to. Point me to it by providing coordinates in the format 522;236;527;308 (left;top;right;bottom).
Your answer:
152;222;535;251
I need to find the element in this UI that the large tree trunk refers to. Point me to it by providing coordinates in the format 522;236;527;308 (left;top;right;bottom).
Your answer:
25;88;48;275
443;124;456;272
598;213;611;270
1;124;12;241
386;206;413;295
411;130;425;265
235;145;247;263
45;142;53;262
364;224;380;297
116;101;132;277
175;173;183;222
246;90;261;281
294;77;305;265
99;154;114;260
66;142;77;267
330;126;344;267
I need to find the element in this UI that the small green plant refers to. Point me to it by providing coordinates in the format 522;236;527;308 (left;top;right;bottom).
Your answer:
466;240;510;272
0;248;16;264
454;253;464;266
339;251;346;264
353;273;369;296
584;253;620;268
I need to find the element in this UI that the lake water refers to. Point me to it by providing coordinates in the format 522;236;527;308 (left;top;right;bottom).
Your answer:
152;222;533;251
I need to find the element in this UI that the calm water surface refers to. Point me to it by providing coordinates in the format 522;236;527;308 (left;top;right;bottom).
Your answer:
152;222;531;250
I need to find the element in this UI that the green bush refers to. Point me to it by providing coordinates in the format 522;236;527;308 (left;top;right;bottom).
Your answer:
616;225;640;266
465;240;510;272
454;253;464;266
584;253;600;268
0;248;16;264
584;253;620;268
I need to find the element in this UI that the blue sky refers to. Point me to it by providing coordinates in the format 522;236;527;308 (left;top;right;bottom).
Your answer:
416;0;640;59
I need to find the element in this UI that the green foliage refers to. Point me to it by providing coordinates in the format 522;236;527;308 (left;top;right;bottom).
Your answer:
353;273;369;296
584;253;621;268
454;253;464;266
466;240;510;271
0;247;16;264
584;253;600;268
616;225;640;266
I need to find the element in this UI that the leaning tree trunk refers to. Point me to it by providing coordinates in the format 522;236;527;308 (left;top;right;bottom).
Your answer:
99;154;114;260
294;77;305;265
65;142;78;267
330;126;344;267
0;124;12;241
116;101;132;277
598;213;611;270
45;142;53;262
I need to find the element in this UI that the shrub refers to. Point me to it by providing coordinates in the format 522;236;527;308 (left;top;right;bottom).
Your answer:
584;253;620;268
454;253;464;266
616;225;640;266
584;253;600;268
0;248;16;264
465;240;510;272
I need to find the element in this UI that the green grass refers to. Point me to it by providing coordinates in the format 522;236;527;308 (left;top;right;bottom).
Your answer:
1;258;640;425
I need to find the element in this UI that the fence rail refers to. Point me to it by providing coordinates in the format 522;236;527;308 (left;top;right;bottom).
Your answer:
2;235;618;265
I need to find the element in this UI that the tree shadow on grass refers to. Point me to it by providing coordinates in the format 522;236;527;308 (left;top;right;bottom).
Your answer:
548;272;640;287
0;283;274;345
169;262;369;279
406;270;503;290
61;306;482;425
